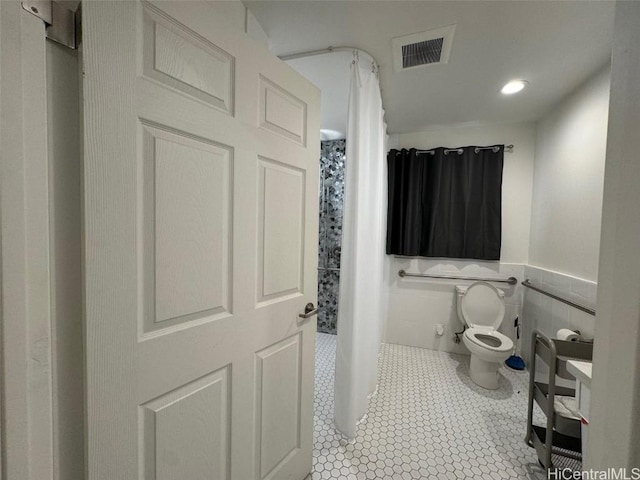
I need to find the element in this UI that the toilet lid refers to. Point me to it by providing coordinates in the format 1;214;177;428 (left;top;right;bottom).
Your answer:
460;281;506;329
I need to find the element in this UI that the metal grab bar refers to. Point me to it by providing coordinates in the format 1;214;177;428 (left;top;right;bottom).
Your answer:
398;269;517;285
521;279;596;316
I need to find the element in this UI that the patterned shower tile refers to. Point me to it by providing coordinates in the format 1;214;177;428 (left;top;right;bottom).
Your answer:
318;270;341;335
317;139;345;334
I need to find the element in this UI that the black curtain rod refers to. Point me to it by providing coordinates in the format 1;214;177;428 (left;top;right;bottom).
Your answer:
409;144;514;155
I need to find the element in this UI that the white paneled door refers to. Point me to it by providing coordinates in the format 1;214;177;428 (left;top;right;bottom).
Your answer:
82;2;319;479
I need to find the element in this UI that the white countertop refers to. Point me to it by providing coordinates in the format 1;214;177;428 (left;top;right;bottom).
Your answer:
566;360;592;387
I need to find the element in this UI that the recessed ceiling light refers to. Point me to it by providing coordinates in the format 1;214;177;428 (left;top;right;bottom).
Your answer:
501;80;528;95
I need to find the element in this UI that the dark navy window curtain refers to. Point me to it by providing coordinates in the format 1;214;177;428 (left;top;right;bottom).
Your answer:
386;146;504;260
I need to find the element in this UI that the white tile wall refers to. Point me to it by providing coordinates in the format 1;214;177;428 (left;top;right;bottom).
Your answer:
384;258;525;354
521;265;597;365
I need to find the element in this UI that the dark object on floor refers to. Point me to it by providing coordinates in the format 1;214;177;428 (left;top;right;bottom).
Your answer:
506;316;526;370
506;354;526;370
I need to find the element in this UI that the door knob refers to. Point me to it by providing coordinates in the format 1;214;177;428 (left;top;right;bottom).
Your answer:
298;302;318;319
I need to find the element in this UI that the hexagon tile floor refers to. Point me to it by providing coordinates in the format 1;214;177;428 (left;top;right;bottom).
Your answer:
311;332;553;480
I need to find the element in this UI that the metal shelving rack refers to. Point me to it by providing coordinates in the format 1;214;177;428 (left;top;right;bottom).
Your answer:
525;330;593;470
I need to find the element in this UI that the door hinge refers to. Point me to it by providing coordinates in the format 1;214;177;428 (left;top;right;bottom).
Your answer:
21;1;81;50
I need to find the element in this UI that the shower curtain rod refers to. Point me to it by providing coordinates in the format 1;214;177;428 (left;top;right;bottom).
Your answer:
415;144;514;155
278;46;380;66
278;45;386;112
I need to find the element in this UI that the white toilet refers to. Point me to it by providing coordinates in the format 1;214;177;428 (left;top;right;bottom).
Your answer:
455;282;513;390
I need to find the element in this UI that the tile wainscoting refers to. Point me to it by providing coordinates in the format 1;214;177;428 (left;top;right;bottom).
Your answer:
383;260;598;373
384;258;525;353
521;265;597;366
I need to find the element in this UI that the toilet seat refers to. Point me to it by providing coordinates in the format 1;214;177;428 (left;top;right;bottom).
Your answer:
464;328;513;353
460;281;506;329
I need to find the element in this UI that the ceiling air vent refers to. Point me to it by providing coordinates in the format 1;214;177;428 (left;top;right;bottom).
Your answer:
392;24;456;72
402;38;444;68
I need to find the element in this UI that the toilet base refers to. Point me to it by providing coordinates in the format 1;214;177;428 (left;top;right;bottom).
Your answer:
469;355;500;390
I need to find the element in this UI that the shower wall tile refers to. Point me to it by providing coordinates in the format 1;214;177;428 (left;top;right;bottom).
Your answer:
317;139;345;334
317;270;340;335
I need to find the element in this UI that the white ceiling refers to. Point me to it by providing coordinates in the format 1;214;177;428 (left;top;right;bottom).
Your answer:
246;1;615;135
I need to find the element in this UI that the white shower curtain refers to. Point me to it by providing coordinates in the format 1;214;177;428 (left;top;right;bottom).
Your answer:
334;56;387;439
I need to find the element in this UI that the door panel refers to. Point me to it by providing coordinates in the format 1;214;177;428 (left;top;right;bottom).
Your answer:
259;76;307;145
142;123;233;333
258;158;306;303
140;366;230;480
83;2;319;479
255;333;302;479
141;4;234;113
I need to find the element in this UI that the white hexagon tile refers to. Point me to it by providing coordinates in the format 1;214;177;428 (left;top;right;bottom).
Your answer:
311;333;578;480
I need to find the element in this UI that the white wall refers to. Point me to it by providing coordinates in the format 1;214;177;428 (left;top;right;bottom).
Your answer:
286;52;352;139
199;1;269;47
520;68;610;369
383;122;536;352
588;1;640;467
521;266;597;364
246;7;269;47
529;68;610;282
